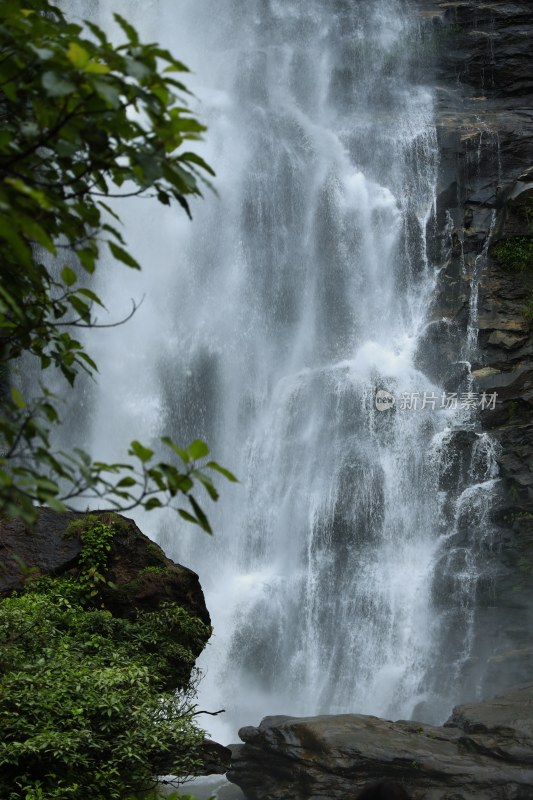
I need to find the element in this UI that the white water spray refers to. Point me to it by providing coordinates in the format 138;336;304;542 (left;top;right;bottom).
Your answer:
72;0;501;741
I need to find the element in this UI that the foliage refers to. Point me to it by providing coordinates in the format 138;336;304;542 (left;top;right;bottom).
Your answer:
140;565;167;576
0;554;211;799
0;0;237;525
66;515;117;599
491;237;533;273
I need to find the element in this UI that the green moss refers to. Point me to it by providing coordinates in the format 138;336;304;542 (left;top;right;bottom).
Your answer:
491;237;533;273
65;513;101;538
145;541;167;566
140;565;167;576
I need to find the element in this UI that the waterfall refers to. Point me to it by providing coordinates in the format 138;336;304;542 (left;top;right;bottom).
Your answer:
72;0;500;741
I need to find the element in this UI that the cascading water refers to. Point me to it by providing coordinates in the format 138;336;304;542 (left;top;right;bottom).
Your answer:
73;0;501;741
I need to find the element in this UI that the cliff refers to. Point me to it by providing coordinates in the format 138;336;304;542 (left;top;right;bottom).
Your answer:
415;0;533;700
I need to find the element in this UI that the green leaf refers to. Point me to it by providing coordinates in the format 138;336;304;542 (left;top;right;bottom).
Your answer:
161;435;189;463
125;58;150;81
144;497;162;510
68;294;91;320
98;201;122;222
206;461;238;482
78;352;98;372
188;494;212;534
66;41;89;69
77;288;105;307
77;247;98;274
93;79;121;108
29;45;55;60
61;266;77;287
46;496;67;512
10;387;26;409
163;62;189;74
102;223;125;245
178;508;199;525
113;13;140;44
116;476;136;488
181;152;216;177
186;439;209;461
108;241;141;270
4;177;52;209
192;470;219;501
84;60;110;75
129;441;154;463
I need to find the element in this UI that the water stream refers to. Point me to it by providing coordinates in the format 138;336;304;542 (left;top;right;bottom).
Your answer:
72;0;500;741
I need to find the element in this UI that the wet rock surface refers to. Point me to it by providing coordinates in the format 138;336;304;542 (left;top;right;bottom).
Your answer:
228;685;533;800
413;0;533;698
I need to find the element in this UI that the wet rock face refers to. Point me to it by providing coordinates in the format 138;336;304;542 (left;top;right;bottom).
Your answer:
227;685;533;800
413;1;533;698
427;1;533;98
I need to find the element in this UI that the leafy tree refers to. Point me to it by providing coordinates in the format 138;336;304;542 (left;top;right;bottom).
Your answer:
0;0;236;525
0;517;212;799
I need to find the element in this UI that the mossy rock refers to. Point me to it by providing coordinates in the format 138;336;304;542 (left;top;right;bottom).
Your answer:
491;237;533;273
0;509;211;631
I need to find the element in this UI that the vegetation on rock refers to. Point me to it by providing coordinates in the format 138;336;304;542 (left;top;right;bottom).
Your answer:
491;237;533;273
0;516;211;799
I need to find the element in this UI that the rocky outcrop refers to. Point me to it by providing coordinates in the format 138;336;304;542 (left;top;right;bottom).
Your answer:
0;508;210;626
228;684;533;800
412;0;533;700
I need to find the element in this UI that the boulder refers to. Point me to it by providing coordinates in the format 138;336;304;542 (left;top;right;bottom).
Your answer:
228;685;533;800
0;508;210;626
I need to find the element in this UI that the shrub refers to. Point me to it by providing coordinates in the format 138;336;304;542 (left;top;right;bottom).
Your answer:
0;574;210;798
491;237;533;272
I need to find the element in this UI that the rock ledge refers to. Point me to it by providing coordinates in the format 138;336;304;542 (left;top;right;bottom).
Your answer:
228;685;533;800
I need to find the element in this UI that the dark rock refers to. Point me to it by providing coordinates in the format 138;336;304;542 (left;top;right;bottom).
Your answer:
0;507;82;593
414;0;533;701
0;508;210;626
157;739;231;781
228;685;533;800
445;684;533;743
188;739;231;776
217;782;247;800
196;739;233;776
415;319;465;387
